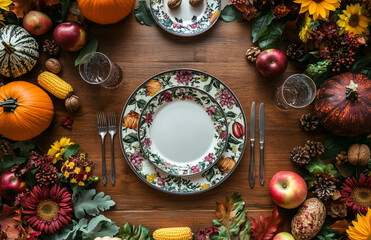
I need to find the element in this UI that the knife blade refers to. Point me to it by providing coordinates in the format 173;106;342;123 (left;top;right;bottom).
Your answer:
249;102;255;188
259;103;265;186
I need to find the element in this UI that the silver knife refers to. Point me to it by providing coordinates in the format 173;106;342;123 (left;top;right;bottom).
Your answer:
259;103;265;186
249;102;255;188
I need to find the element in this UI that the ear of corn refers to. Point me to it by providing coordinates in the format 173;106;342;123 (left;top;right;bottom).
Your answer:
153;227;193;240
37;71;73;99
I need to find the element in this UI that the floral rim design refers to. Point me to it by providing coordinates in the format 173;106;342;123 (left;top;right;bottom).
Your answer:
119;69;247;195
150;0;221;36
138;86;228;176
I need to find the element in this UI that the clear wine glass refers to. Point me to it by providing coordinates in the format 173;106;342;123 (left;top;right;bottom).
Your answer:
274;74;316;109
79;52;123;89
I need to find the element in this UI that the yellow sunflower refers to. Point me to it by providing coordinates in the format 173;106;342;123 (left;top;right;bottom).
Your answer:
299;13;313;43
346;208;371;240
48;137;74;164
0;0;12;11
294;0;340;20
338;4;370;35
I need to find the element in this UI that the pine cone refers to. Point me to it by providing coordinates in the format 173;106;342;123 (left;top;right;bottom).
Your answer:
335;151;348;166
0;136;13;157
245;46;261;62
300;113;320;132
305;140;324;158
43;40;59;57
36;165;58;186
286;43;305;60
291;146;311;165
312;176;337;200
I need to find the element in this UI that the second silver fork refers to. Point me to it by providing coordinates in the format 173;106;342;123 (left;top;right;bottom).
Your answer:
97;111;107;185
108;112;117;186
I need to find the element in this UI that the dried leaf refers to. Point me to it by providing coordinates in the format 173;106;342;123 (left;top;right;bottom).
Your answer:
0;205;26;239
250;206;281;240
212;193;249;239
330;220;349;234
11;0;60;18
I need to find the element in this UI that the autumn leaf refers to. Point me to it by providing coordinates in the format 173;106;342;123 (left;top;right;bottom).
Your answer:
11;0;60;18
250;206;281;240
330;220;349;234
212;193;251;239
0;205;28;239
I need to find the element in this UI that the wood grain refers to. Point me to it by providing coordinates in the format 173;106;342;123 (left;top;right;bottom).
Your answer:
11;0;328;231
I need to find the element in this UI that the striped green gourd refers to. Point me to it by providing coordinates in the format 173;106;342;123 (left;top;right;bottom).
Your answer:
0;25;39;78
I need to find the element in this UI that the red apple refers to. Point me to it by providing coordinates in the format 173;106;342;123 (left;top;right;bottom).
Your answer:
273;232;295;240
0;170;28;200
255;49;288;78
23;11;52;35
53;22;87;52
269;171;307;209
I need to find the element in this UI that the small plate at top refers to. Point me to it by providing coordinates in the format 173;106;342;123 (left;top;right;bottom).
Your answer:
138;86;228;176
150;0;221;36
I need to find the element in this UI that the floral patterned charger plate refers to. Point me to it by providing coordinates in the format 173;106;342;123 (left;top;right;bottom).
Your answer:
138;86;228;176
120;69;247;194
150;0;221;36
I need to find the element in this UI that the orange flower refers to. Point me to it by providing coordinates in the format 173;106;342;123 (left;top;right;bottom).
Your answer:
145;79;162;96
123;111;140;130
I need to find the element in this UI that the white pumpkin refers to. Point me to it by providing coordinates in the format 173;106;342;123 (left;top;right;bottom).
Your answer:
0;25;39;78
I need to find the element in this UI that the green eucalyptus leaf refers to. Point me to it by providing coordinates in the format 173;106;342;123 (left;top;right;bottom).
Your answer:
63;143;80;160
135;0;157;27
220;4;242;22
75;39;99;66
251;10;275;43
13;140;34;157
0;155;27;174
297;51;320;62
118;222;152;240
41;222;74;240
61;0;71;21
81;215;119;239
73;189;116;219
258;20;284;50
305;158;339;177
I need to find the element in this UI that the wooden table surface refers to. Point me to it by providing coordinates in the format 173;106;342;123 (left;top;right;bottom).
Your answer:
17;0;325;232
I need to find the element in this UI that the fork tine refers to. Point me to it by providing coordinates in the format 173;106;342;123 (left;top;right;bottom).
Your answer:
96;112;101;128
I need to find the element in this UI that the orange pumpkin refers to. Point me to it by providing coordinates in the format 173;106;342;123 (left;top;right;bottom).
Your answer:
0;81;54;141
77;0;135;25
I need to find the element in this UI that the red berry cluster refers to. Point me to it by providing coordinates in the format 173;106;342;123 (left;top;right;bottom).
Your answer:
273;4;290;19
326;34;362;72
310;21;365;72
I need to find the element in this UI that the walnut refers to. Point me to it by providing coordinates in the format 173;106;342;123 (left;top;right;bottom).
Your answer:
348;143;370;166
189;0;203;7
65;95;80;113
45;58;62;74
168;0;182;9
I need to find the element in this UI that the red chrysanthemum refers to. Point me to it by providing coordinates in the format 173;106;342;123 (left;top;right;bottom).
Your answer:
21;185;73;235
340;173;371;215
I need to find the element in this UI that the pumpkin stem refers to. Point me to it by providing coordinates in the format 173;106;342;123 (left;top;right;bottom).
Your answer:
1;41;14;54
346;80;358;100
0;97;18;112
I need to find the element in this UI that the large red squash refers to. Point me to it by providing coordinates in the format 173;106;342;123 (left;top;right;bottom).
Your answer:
0;81;54;141
314;73;371;137
77;0;135;25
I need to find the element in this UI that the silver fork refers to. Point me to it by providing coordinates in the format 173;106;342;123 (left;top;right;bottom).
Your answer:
108;112;117;186
96;112;107;186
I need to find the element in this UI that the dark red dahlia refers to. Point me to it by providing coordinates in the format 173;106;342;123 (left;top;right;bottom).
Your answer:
21;185;73;235
340;173;371;215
